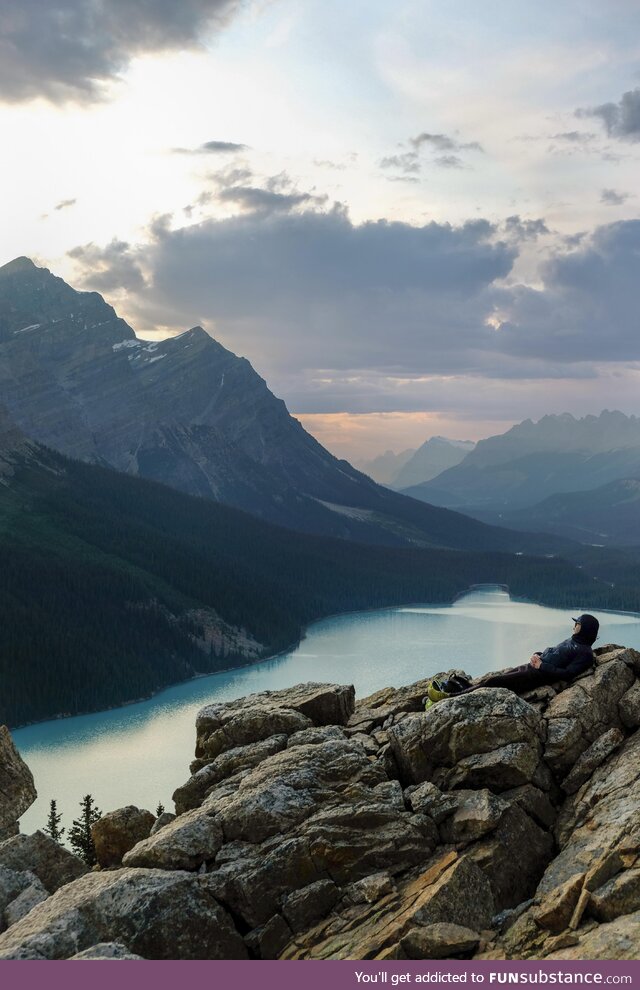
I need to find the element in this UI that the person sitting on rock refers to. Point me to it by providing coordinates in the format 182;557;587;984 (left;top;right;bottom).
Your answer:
466;613;599;695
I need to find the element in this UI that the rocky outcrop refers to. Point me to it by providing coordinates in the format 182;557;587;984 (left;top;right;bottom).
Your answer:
0;869;246;960
92;807;156;868
0;726;37;841
0;727;87;935
1;648;639;959
0;832;87;894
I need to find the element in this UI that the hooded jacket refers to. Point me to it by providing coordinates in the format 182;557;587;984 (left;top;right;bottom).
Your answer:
538;636;594;678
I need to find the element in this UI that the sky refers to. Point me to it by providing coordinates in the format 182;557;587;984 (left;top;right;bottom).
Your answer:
1;0;639;460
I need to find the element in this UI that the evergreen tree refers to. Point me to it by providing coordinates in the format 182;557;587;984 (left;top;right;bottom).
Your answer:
44;799;65;844
69;795;101;866
156;802;165;817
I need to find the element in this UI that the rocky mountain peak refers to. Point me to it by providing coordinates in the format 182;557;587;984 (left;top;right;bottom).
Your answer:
0;256;38;276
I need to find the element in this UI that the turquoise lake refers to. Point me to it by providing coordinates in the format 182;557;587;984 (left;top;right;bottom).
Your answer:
14;588;640;835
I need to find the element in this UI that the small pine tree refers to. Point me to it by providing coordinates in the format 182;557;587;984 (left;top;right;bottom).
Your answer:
69;795;102;866
44;799;65;844
156;802;165;817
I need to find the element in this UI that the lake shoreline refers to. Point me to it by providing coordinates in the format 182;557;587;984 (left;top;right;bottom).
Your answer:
12;587;637;733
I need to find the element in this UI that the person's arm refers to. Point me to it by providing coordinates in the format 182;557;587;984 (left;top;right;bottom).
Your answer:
538;641;573;674
558;649;594;678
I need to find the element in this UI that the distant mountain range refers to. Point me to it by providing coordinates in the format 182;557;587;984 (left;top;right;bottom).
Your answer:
392;437;475;489
0;257;558;556
355;438;475;488
353;448;415;485
402;411;640;515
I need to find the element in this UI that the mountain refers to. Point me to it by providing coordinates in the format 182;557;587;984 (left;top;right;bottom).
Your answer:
353;448;415;485
0;257;560;555
0;436;616;728
406;412;640;512
392;436;475;489
477;478;640;547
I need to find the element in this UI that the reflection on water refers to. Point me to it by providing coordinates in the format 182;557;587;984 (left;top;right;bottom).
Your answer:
15;589;640;835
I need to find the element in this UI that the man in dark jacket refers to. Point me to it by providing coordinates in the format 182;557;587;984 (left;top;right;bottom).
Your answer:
469;613;599;693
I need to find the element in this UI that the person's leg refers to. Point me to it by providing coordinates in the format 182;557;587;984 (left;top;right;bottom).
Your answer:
473;665;558;693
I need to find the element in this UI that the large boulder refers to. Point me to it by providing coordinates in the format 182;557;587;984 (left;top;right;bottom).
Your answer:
3;877;48;927
0;727;36;837
174;735;288;812
195;683;355;760
400;923;480;959
0;868;247;959
388;690;545;791
123;806;223;871
544;660;635;777
208;739;385;844
92;806;155;868
0;832;86;893
466;804;555;911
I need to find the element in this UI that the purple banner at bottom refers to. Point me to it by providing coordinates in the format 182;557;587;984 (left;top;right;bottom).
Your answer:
2;959;639;990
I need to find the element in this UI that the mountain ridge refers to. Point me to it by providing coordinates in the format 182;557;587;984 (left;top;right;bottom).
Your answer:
409;411;640;512
0;257;564;555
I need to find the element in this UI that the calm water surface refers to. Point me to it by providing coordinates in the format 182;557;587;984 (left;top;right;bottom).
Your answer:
15;589;640;834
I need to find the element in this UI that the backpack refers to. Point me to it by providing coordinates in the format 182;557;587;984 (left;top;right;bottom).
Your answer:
424;674;472;710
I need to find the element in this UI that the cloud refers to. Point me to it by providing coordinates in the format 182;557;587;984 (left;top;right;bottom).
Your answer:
54;198;77;211
410;132;484;153
600;188;630;206
380;131;483;178
67;239;146;292
217;186;318;213
578;87;640;141
550;131;597;145
379;152;420;174
206;167;328;214
0;0;245;104
434;154;464;169
173;140;248;155
68;200;517;384
492;220;640;363
66;173;640;418
503;215;550;241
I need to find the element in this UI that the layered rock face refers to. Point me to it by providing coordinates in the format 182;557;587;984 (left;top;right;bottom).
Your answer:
1;648;639;960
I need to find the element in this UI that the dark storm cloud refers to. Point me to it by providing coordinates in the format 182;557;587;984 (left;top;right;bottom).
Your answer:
494;220;640;363
578;87;640;141
67;191;640;417
0;0;244;103
600;188;630;205
173;140;248;155
67;239;146;291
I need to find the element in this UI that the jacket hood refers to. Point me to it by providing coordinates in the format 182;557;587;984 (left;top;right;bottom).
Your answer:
572;613;599;647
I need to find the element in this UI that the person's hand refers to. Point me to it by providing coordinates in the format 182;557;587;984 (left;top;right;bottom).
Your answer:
530;654;542;669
